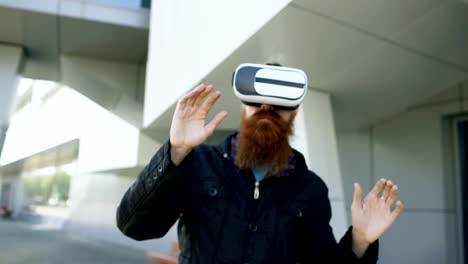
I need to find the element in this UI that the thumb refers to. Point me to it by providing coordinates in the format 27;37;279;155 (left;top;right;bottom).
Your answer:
352;183;362;209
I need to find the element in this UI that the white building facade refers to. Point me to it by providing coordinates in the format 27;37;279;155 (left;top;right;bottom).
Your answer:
0;1;467;263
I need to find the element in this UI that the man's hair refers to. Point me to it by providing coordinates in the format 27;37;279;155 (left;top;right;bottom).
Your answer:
266;62;282;67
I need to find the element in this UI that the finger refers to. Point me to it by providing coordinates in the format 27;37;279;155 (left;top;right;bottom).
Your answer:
176;95;189;114
205;111;228;135
200;91;221;114
381;180;393;201
193;85;213;109
178;84;203;109
178;85;201;105
185;84;205;100
370;178;387;197
352;183;362;209
386;185;399;206
390;200;404;222
186;84;207;107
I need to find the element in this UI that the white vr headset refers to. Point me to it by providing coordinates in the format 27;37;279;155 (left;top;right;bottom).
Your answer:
232;63;308;110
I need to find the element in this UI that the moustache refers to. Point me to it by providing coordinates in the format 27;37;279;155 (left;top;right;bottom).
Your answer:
251;109;282;122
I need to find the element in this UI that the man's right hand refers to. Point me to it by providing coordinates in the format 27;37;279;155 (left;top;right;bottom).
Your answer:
169;84;228;165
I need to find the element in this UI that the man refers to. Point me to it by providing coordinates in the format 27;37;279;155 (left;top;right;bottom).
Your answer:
116;64;403;264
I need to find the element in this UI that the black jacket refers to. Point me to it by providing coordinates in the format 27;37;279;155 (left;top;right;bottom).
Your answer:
116;134;378;263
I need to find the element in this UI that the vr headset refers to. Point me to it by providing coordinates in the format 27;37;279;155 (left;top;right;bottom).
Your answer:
232;63;308;110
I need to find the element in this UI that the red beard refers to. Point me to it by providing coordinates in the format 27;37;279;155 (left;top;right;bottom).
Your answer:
235;108;295;176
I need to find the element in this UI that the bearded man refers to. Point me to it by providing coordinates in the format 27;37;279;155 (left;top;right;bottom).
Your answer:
116;64;403;264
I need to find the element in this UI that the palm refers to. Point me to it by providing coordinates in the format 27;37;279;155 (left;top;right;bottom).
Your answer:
170;84;227;150
172;112;210;148
351;179;404;244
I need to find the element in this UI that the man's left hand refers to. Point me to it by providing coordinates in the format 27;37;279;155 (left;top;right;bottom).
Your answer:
350;179;404;257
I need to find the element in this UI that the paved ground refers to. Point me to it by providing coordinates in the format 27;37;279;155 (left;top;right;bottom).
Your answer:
0;219;149;264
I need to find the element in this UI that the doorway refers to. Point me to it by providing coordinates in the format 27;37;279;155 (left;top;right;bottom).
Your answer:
456;119;468;264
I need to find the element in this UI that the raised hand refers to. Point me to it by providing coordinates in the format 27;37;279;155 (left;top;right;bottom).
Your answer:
170;84;228;165
351;179;404;256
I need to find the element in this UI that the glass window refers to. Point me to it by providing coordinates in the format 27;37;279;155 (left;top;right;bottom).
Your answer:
90;0;150;9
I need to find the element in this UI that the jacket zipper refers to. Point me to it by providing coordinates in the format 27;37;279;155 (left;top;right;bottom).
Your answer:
254;181;260;199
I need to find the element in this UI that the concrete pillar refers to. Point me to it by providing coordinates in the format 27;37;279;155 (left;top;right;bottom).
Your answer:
61;55;144;128
0;44;23;158
0;126;7;158
290;90;348;239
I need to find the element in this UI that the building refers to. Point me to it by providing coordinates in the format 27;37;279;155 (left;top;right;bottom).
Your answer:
0;1;467;263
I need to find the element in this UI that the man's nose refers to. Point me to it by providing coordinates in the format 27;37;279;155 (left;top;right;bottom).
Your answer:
260;104;274;110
